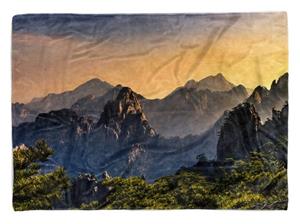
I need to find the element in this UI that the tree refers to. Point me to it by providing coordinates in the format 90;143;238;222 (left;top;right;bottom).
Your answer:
13;140;69;211
99;152;287;209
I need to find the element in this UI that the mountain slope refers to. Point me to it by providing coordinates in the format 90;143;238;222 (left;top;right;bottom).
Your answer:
217;103;261;160
13;87;155;177
12;78;113;126
247;73;288;121
27;78;113;112
184;73;235;92
142;84;248;137
13;87;219;181
217;102;288;162
70;75;248;137
96;87;156;144
71;85;144;121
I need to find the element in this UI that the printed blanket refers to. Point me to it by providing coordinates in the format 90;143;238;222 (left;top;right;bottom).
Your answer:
12;13;288;210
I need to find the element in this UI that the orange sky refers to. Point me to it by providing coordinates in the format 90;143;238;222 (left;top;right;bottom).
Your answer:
12;13;288;103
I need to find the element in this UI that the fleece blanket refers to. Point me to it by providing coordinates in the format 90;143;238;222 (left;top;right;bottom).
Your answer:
12;13;288;210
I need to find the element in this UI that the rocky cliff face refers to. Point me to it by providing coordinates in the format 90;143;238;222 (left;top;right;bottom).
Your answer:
247;86;269;104
13;87;155;175
217;102;288;162
217;103;261;161
69;74;248;138
247;73;288;121
97;87;156;144
259;104;288;164
13;109;94;169
60;173;110;208
13;86;218;181
71;85;123;120
13;74;248;138
13;74;288;181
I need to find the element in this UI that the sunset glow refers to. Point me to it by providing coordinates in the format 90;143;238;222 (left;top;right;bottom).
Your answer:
12;13;288;103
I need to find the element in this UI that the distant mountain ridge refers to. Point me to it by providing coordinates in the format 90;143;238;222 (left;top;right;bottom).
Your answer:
12;73;287;137
246;73;288;121
12;73;248;137
184;73;235;92
69;73;248;137
28;78;113;111
12;78;113;126
142;84;248;137
12;73;288;181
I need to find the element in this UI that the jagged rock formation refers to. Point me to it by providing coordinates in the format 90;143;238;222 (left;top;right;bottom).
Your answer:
248;86;269;104
13;109;94;169
260;104;288;141
247;73;288;121
13;87;219;181
217;102;288;162
61;173;109;208
217;103;261;160
259;104;288;164
13;74;288;181
97;87;156;144
71;85;123;120
216;73;288;161
13;87;156;176
69;74;248;137
13;74;248;138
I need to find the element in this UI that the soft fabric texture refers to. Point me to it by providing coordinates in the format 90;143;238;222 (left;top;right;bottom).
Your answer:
12;13;288;210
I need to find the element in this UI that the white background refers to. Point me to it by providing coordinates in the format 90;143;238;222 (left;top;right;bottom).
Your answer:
0;0;299;223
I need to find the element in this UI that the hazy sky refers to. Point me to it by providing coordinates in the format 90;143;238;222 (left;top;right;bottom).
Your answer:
12;13;288;103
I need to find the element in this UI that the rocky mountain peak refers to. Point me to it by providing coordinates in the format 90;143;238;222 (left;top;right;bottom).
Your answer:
100;87;143;122
270;73;288;96
248;85;269;104
231;84;248;96
12;78;114;127
116;87;140;104
98;87;156;144
74;78;112;91
184;79;198;89
215;72;225;78
201;73;231;85
245;73;288;121
217;102;288;163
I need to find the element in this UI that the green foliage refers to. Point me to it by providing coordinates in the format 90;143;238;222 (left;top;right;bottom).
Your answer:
80;201;101;210
13;142;286;210
13;140;70;211
95;151;287;210
214;151;287;209
101;172;217;209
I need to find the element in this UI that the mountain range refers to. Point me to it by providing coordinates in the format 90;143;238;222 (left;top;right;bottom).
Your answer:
247;73;288;122
12;78;112;126
217;102;288;163
12;73;288;181
13;73;249;137
13;86;209;180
